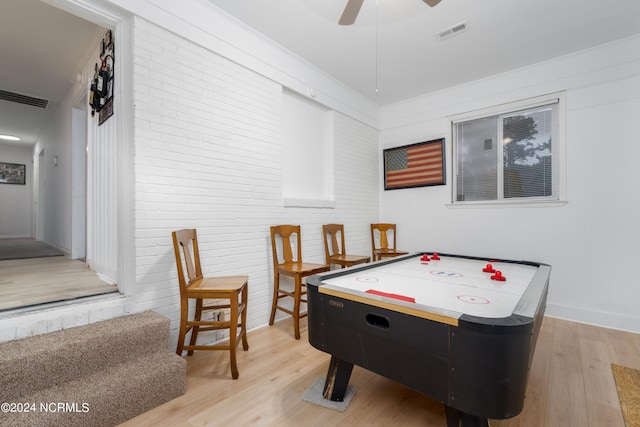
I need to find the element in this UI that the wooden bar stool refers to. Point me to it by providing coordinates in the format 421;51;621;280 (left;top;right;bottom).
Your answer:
322;224;370;268
269;225;330;339
370;223;409;261
172;228;249;379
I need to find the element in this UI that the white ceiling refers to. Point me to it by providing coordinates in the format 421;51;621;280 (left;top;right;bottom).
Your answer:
1;0;639;148
209;0;640;105
0;0;103;147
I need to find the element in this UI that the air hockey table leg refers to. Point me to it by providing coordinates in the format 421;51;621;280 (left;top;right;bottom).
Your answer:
322;355;354;401
445;405;490;427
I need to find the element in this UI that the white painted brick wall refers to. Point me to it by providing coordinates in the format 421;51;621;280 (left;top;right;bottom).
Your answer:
131;18;380;347
0;17;380;346
0;297;129;343
132;17;285;345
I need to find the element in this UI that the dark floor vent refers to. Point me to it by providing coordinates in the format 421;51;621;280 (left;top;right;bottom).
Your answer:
0;89;49;109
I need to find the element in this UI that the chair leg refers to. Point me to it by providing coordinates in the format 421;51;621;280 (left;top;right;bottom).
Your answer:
241;284;249;351
293;275;302;340
188;299;203;356
176;300;189;356
269;271;280;325
229;293;239;379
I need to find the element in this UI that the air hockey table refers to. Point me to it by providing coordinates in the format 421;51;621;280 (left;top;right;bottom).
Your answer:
306;252;551;427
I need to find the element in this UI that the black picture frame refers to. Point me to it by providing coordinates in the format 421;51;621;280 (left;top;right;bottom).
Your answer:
383;138;445;190
0;162;26;185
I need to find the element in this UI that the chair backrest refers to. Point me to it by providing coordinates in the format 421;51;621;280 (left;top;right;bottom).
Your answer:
270;225;302;268
322;224;346;263
172;228;203;292
370;223;397;252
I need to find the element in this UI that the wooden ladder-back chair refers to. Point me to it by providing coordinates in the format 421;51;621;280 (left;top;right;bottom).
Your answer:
172;228;249;379
269;225;330;339
370;223;409;261
322;224;370;268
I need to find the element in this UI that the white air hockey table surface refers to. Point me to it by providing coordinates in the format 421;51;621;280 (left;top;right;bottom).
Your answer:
318;253;539;325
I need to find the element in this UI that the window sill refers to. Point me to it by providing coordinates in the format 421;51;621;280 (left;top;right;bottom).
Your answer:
283;198;335;209
446;200;567;209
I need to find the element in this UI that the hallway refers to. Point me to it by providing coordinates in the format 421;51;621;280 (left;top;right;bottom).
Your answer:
0;257;118;312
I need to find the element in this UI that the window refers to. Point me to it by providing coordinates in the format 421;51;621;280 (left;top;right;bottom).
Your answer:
452;94;563;204
282;89;334;208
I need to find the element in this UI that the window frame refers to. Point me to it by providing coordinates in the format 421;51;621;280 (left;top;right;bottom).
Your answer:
449;93;567;208
281;89;335;209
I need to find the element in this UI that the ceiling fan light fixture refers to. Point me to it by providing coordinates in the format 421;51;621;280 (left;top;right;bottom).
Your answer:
0;134;21;141
436;21;469;41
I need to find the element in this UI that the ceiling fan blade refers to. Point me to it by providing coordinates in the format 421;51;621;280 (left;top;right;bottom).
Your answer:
423;0;442;7
339;0;365;25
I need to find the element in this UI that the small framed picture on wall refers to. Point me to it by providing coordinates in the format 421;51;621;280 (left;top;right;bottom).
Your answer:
0;162;26;185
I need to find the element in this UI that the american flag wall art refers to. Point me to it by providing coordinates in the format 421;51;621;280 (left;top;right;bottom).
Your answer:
383;138;445;190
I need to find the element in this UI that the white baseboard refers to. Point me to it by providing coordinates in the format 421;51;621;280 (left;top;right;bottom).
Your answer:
545;302;640;334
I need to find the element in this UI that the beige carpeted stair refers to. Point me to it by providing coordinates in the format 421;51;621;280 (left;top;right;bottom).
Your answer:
0;310;186;427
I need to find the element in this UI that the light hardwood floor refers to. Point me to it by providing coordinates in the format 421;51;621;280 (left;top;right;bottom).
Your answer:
0;257;118;312
120;316;640;427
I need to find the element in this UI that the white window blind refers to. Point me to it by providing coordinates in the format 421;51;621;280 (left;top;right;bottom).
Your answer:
282;89;334;207
453;97;560;203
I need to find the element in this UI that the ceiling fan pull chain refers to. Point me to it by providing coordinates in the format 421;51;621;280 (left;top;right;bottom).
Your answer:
375;0;380;94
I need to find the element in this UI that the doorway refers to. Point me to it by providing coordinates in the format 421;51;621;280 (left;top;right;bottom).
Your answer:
0;0;125;314
36;149;45;241
71;106;87;260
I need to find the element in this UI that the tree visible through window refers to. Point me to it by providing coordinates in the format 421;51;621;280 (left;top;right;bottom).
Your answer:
454;98;559;203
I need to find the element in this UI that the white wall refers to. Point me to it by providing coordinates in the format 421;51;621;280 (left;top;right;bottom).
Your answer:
131;17;379;341
0;144;32;238
0;0;379;344
105;0;379;127
379;36;640;333
35;97;74;253
29;30;100;255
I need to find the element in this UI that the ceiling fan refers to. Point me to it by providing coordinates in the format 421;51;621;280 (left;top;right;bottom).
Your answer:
339;0;442;25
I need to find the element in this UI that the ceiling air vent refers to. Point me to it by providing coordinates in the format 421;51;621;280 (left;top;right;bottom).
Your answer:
436;21;469;41
0;89;49;109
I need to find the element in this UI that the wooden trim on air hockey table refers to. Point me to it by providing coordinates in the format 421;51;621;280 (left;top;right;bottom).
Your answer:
318;285;460;327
